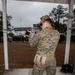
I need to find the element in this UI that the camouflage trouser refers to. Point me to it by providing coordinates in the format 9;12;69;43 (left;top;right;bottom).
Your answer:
32;59;56;75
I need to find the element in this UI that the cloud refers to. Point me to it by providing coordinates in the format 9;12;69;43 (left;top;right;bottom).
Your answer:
0;0;2;10
0;0;68;27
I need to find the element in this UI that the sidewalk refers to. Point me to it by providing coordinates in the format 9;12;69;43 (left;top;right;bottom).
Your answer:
3;67;73;75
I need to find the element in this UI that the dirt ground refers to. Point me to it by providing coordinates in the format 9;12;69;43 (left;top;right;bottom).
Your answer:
0;42;75;74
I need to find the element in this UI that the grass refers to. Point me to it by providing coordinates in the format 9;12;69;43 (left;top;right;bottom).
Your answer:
0;41;75;73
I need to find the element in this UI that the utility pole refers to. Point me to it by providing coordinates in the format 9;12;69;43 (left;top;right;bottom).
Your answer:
20;17;22;42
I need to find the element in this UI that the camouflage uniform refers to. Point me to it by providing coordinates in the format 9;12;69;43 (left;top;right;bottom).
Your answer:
29;15;60;75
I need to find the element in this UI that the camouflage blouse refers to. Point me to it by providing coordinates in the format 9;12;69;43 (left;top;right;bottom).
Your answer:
29;26;60;55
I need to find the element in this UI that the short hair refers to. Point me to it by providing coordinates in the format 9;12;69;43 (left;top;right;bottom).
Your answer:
43;18;53;25
40;15;49;20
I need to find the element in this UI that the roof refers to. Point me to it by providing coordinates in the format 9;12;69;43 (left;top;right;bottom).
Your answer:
15;0;75;4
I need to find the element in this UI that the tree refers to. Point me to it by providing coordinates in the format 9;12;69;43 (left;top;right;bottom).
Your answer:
0;10;12;37
71;8;75;42
49;5;68;33
71;9;75;35
8;32;14;37
0;11;3;37
72;9;75;28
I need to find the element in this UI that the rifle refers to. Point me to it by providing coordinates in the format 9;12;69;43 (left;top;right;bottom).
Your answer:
14;23;42;32
14;27;41;31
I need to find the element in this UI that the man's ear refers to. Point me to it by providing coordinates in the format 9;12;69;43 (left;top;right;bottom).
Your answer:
44;22;47;27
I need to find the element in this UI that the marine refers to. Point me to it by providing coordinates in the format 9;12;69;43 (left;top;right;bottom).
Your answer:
29;15;60;75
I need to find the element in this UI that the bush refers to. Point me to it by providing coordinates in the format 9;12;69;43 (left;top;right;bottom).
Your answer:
71;35;75;42
59;35;66;42
13;36;20;42
24;36;29;42
0;37;3;43
12;36;29;42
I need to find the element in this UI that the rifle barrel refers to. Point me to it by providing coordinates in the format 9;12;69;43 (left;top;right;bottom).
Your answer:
14;27;40;31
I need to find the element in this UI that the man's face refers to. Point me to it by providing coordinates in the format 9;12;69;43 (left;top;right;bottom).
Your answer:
41;21;51;30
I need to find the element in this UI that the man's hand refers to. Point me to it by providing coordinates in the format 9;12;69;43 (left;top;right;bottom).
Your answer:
27;28;36;38
27;30;32;33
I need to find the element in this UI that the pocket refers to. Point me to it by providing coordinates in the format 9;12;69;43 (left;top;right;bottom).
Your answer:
34;54;38;64
34;54;47;67
34;54;41;64
41;56;46;66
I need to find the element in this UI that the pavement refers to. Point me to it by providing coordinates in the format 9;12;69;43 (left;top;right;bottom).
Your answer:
3;67;74;75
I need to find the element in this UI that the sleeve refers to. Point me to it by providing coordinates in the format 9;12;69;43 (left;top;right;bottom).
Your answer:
52;31;60;46
49;31;60;53
29;31;40;47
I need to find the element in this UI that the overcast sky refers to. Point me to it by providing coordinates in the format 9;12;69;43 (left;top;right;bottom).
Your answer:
0;0;68;28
